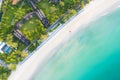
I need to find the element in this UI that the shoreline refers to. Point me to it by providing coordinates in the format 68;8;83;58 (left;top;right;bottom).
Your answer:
8;0;120;80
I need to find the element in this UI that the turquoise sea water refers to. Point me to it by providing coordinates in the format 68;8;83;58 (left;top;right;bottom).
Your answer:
33;8;120;80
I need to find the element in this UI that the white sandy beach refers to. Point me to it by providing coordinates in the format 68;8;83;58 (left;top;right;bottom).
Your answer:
8;0;120;80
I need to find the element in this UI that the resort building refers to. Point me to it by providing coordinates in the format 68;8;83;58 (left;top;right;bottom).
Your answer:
0;42;12;54
0;12;2;22
32;0;40;3
50;0;61;3
12;0;19;5
0;0;2;9
29;1;50;28
13;29;31;45
0;0;3;22
0;59;7;67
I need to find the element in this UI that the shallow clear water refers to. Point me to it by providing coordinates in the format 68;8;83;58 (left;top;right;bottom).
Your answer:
33;8;120;80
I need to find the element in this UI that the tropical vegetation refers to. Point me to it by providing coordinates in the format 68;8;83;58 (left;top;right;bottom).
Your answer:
0;0;90;79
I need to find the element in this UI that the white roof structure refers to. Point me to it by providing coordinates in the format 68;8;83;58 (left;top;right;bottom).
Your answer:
0;42;12;54
0;0;3;10
0;42;6;53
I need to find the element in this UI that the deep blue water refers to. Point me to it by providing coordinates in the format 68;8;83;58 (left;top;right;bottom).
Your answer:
33;8;120;80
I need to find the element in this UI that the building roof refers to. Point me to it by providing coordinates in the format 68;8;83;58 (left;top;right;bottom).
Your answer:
0;42;5;53
12;0;19;5
0;42;12;54
0;0;4;11
50;0;61;3
13;30;31;45
29;1;50;28
0;42;5;50
0;0;2;9
0;12;3;22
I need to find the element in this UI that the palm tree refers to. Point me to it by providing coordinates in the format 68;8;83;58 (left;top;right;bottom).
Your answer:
81;1;85;8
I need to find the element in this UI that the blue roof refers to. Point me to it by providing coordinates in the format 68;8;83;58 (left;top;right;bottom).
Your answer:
5;47;12;54
1;44;7;51
0;12;3;22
